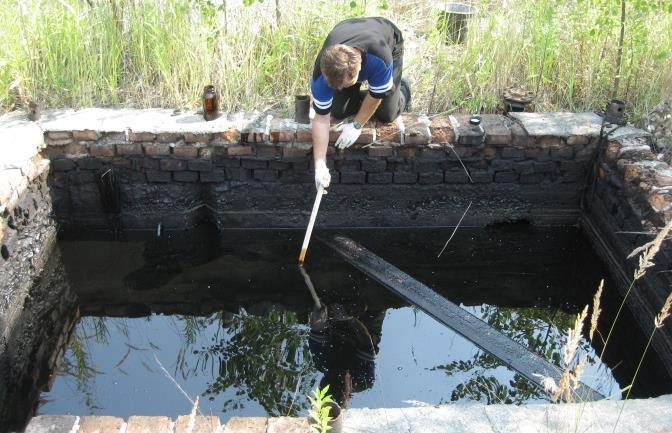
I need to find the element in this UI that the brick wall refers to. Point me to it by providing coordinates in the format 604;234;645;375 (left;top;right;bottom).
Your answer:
39;111;602;230
583;131;672;377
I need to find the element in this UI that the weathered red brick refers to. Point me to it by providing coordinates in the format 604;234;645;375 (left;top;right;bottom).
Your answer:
46;138;73;146
112;157;131;167
256;145;279;159
173;145;199;158
72;130;100;141
567;135;590;146
156;133;183;143
368;146;394;157
282;147;310;160
270;130;295;142
117;143;143;155
47;131;72;140
537;136;563;148
89;144;115;157
160;159;187;171
227;146;254;157
143;158;160;170
64;143;88;156
270;118;296;142
397;147;418;158
129;132;156;142
501;147;524;159
551;145;574;159
43;146;66;159
143;143;171;156
184;133;211;144
524;148;550;160
296;129;312;143
449;146;475;158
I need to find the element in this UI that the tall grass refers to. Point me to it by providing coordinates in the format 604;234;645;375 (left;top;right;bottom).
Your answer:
1;0;671;123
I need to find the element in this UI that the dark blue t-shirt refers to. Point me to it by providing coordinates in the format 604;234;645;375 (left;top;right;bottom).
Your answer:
311;17;403;115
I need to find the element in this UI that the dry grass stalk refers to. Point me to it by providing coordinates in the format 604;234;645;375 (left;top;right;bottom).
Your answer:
589;279;604;342
628;220;672;280
554;306;589;402
186;395;199;433
655;291;672;329
564;306;588;366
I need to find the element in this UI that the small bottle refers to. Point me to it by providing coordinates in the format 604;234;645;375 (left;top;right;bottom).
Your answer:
202;85;220;121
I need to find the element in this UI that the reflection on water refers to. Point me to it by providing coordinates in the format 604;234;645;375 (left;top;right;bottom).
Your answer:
36;225;670;420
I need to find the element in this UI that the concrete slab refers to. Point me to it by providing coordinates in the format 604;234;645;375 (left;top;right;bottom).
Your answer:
508;112;604;137
174;415;220;433
0;111;44;170
221;416;268;432
33;108;260;134
266;416;309;433
126;415;172;433
343;395;672;433
78;416;124;433
606;124;651;141
23;415;77;433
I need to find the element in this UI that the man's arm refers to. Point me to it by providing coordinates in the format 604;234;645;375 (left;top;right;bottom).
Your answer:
312;113;331;189
355;94;382;126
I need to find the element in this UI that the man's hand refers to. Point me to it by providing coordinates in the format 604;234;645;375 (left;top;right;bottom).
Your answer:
335;122;362;149
314;162;331;190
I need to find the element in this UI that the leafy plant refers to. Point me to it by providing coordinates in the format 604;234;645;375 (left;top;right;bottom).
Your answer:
308;385;334;433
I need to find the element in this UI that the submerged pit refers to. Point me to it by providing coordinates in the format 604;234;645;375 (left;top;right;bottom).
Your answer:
23;225;671;423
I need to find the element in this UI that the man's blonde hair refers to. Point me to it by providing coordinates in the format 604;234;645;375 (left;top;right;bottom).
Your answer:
320;44;361;88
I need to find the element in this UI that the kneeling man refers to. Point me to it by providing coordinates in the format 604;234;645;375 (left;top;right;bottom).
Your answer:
311;17;411;191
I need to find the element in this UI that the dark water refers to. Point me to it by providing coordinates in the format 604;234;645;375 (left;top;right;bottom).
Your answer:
35;224;672;421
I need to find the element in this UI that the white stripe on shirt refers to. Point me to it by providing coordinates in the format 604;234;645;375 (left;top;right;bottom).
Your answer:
369;78;394;93
313;97;333;109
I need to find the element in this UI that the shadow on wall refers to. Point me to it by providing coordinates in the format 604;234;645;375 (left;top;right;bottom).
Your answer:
0;248;78;433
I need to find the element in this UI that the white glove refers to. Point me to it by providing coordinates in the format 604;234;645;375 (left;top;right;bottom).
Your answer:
334;122;362;149
314;162;331;190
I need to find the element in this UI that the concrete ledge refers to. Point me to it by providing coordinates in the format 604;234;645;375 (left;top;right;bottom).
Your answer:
22;395;672;433
508;112;604;137
345;394;672;432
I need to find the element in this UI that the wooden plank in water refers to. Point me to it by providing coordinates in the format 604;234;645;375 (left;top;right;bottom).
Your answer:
324;234;604;402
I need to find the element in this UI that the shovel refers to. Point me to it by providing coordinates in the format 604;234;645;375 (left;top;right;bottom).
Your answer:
298;185;325;265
